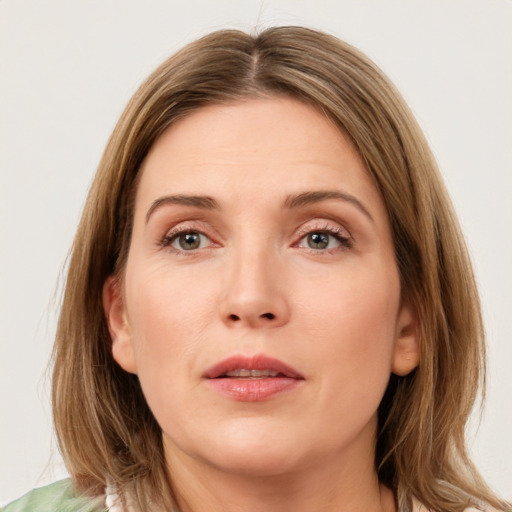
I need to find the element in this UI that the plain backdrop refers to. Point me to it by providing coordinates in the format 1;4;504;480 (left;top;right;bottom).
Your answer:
1;0;511;505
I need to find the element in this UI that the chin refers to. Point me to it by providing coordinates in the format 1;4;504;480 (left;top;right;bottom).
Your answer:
200;421;309;477
211;445;304;478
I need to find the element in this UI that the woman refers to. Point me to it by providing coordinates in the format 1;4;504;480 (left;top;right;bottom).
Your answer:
4;27;509;512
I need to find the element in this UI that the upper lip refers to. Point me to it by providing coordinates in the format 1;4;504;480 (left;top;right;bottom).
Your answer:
203;354;305;379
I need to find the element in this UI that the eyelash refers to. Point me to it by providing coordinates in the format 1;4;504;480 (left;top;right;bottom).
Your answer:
158;222;353;254
294;223;353;253
158;223;216;254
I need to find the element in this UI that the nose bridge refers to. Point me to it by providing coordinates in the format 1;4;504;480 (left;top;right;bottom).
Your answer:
219;232;289;328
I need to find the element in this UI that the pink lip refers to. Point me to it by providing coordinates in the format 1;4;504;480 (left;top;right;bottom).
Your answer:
203;354;305;402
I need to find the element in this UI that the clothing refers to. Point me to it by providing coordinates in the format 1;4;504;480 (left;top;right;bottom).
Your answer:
2;479;498;512
2;480;105;512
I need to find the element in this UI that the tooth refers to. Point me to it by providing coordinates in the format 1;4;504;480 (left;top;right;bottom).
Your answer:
225;368;279;379
249;369;280;377
225;369;250;377
223;369;282;378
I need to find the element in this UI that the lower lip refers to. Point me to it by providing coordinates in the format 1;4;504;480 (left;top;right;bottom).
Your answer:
206;377;303;401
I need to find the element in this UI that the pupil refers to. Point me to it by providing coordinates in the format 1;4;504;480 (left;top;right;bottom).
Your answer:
308;232;328;249
180;233;200;250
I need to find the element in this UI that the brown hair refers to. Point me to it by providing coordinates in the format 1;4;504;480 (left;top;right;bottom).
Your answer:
52;27;508;512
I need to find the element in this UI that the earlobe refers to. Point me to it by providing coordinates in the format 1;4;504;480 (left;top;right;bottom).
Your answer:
392;303;420;377
103;275;138;374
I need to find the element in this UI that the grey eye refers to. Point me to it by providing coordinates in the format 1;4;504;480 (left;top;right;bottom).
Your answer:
298;230;346;251
172;232;205;250
307;232;329;249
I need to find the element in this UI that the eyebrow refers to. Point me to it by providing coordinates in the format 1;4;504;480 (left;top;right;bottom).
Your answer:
145;194;220;223
145;190;373;224
283;190;374;223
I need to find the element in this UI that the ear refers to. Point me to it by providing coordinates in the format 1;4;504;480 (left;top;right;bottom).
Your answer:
103;275;138;374
392;302;420;377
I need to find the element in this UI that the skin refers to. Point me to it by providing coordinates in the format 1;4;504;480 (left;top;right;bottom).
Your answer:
104;97;420;512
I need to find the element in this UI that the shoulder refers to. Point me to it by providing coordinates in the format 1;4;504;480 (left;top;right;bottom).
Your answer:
2;479;106;512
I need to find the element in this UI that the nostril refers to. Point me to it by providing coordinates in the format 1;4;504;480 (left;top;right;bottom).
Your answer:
226;312;276;323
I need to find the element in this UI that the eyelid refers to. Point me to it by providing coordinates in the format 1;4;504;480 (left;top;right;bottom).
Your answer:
292;218;354;252
155;217;353;253
157;220;220;251
170;231;210;251
294;218;352;240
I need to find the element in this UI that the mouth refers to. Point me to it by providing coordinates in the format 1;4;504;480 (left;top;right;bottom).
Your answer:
203;354;304;380
219;369;286;378
203;354;305;402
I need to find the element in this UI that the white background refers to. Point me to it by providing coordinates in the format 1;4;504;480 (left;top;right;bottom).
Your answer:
1;0;511;505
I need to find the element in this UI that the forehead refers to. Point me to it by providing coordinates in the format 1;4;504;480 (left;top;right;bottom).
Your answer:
135;97;385;220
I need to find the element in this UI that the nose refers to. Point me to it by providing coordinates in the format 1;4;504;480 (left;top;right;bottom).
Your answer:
218;245;290;329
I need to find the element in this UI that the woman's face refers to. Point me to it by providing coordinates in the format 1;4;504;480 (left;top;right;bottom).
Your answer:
105;97;418;478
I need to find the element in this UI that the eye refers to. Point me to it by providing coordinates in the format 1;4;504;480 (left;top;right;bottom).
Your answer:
300;231;339;250
297;228;352;251
165;230;211;251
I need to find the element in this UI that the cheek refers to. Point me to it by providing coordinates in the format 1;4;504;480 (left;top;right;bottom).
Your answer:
300;270;399;437
122;268;216;434
124;264;217;380
301;260;400;391
303;259;399;344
